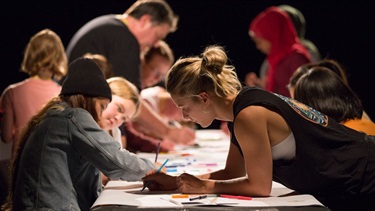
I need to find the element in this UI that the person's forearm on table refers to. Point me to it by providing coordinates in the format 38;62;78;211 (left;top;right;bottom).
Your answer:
201;177;271;196
133;99;170;139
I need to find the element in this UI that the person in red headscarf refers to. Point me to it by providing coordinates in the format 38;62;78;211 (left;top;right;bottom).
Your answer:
248;6;311;97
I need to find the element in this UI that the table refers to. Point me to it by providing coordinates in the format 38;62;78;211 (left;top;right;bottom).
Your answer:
91;130;330;211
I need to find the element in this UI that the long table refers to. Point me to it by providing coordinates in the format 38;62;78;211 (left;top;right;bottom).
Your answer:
91;129;330;211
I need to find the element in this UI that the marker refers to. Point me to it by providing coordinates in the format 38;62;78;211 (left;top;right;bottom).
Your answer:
166;168;178;173
220;194;252;200
172;194;189;198
141;158;169;192
189;195;207;201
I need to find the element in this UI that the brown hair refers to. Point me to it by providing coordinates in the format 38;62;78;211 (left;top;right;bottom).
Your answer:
83;53;114;79
125;0;178;32
294;67;362;123
143;40;174;64
2;95;101;210
21;29;67;80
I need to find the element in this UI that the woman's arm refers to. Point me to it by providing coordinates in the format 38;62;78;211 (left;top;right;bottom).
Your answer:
133;99;196;145
177;106;274;196
70;110;157;181
197;141;245;180
230;106;273;196
143;106;285;196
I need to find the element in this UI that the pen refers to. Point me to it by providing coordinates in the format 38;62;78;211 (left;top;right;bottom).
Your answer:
189;195;207;201
141;158;169;192
155;142;161;162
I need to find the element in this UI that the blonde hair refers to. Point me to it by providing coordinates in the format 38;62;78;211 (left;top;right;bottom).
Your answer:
21;29;67;79
107;77;140;110
166;45;242;98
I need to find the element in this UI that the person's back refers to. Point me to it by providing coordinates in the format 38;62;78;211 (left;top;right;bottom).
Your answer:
65;0;178;89
0;28;67;206
66;14;140;84
294;66;375;135
1;80;61;154
0;29;67;152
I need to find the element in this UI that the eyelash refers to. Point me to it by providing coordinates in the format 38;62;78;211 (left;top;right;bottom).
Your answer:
117;106;124;113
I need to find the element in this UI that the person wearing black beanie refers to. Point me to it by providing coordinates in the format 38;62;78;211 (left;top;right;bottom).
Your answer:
3;57;156;210
60;57;112;101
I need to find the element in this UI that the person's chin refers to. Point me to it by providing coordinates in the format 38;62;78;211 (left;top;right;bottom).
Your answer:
198;121;211;128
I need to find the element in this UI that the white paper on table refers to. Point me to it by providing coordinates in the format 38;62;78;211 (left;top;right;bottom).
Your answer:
92;130;324;209
91;181;324;209
160;196;238;206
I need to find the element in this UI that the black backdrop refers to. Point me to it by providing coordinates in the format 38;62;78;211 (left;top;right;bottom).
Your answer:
2;0;374;119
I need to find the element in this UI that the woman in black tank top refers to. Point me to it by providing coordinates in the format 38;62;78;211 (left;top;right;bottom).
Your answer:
142;45;375;211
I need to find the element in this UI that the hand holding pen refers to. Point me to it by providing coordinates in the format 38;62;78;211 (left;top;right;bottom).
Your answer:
152;142;166;173
141;158;169;192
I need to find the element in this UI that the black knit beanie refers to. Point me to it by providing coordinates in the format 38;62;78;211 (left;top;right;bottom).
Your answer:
60;57;112;101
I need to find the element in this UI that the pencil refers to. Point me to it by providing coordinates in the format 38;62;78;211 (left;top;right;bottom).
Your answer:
141;158;169;192
155;142;161;162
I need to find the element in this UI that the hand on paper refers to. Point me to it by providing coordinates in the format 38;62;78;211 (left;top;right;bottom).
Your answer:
142;172;177;191
176;173;208;194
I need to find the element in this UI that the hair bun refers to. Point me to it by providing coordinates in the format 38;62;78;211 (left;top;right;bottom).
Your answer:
201;46;227;74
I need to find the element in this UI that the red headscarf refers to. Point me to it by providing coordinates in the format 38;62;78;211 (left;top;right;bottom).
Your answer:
249;6;310;92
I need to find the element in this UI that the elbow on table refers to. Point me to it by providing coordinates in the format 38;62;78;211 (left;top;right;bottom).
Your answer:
223;182;271;197
253;189;271;197
246;184;272;197
256;186;272;197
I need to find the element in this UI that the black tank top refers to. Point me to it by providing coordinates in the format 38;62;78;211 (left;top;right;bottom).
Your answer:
228;87;375;209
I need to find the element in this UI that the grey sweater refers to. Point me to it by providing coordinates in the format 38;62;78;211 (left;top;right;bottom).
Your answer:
13;102;155;210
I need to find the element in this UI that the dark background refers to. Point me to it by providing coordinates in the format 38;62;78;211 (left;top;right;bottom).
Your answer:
2;1;374;119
